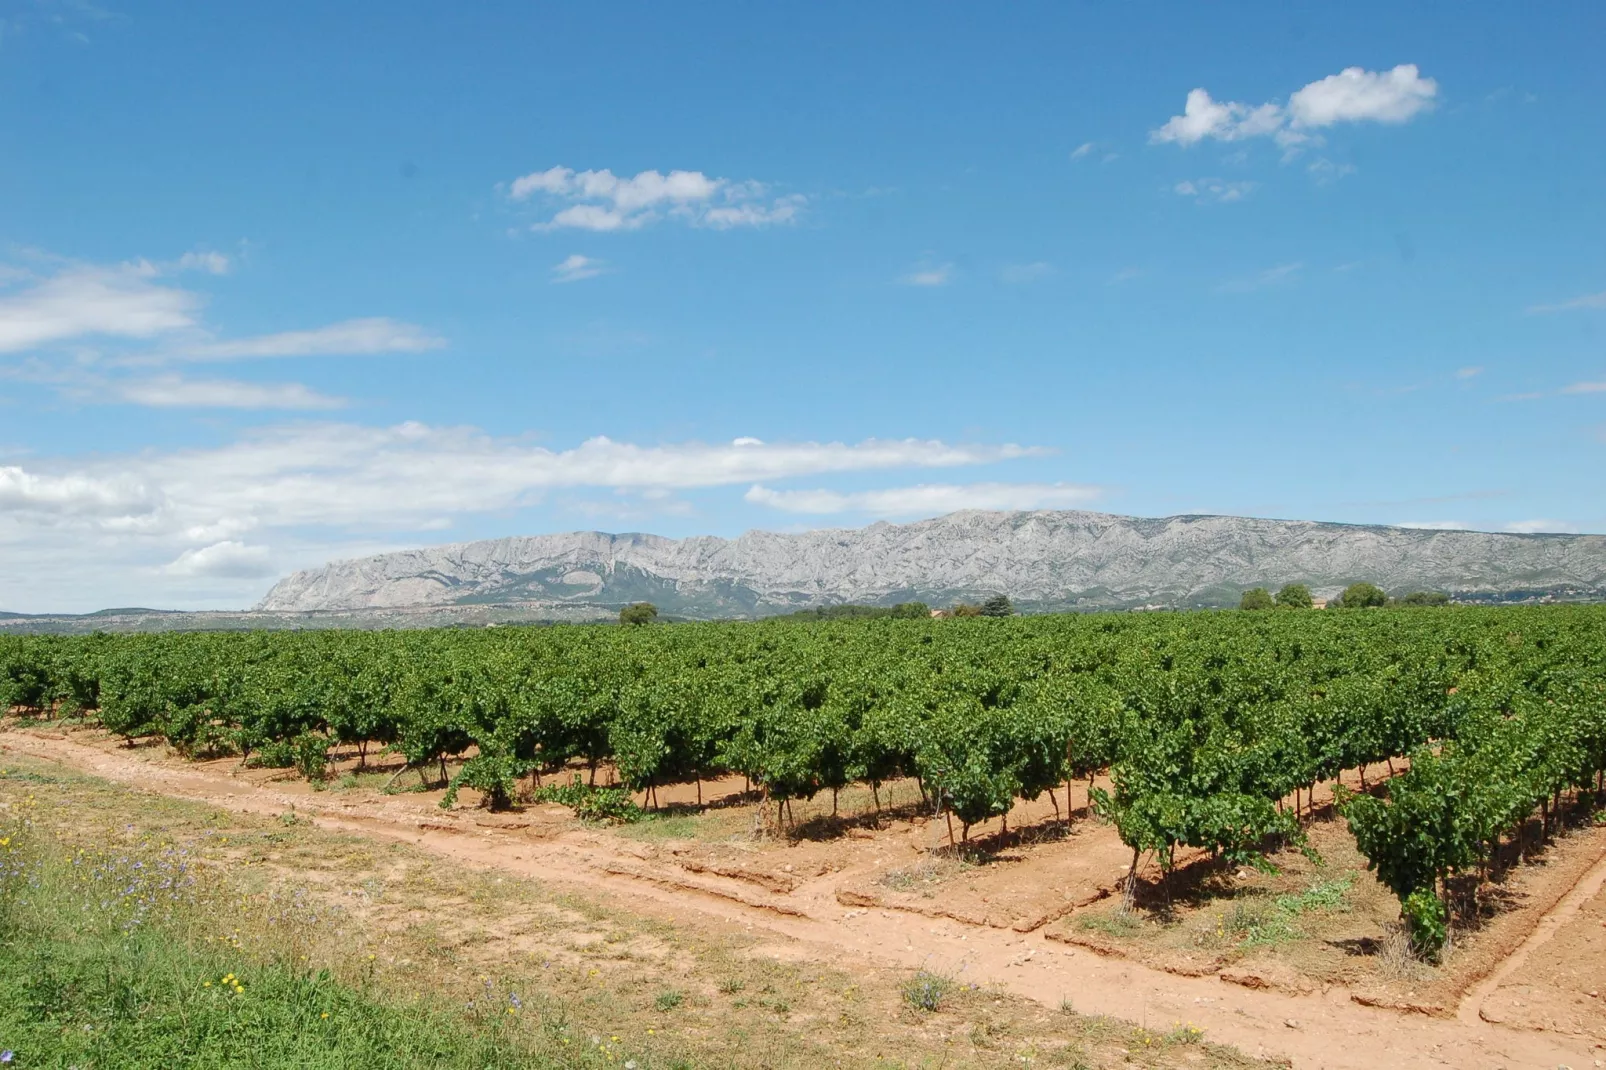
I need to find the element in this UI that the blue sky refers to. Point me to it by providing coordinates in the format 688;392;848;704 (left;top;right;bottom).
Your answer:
1;1;1603;611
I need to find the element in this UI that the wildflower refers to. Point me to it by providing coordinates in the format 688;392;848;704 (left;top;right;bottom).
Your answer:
321;1012;330;1019
1;1050;12;1063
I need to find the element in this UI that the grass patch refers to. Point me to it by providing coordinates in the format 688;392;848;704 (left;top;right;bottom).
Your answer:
0;826;549;1068
900;969;951;1012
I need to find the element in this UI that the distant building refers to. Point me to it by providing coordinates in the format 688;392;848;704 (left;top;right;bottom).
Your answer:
929;608;953;619
1311;597;1329;610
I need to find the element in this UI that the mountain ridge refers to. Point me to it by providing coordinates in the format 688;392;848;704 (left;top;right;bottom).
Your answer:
256;509;1606;617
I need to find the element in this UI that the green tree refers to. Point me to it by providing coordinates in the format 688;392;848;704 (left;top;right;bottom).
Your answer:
1239;588;1275;611
951;603;983;618
619;602;658;626
1337;582;1388;609
1275;584;1313;609
890;601;931;619
979;594;1014;618
1398;591;1449;607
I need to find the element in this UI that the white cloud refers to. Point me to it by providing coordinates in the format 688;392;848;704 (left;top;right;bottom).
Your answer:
1071;142;1096;159
1505;519;1580;534
1527;290;1606;314
552;254;607;284
1218;262;1303;293
1396;520;1468;531
1000;262;1052;284
902;264;953;287
0;425;1045;609
1562;380;1606;395
1109;267;1142;284
1152;65;1438;148
171;317;443;362
176;250;231;275
1287;66;1440;126
1307;157;1358;184
0;466;157;519
112;376;346;410
1;425;1040;539
744;481;1099;516
0;264;199;352
164;540;275;578
1455;366;1483;380
508;166;804;231
1173;178;1257;203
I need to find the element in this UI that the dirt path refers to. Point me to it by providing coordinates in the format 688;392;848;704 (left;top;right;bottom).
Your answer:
1460;846;1606;1026
5;728;1599;1070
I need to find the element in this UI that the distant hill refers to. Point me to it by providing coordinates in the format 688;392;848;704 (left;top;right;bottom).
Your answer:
255;510;1606;618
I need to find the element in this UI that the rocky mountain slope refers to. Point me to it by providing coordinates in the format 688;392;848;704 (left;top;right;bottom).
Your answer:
256;510;1606;617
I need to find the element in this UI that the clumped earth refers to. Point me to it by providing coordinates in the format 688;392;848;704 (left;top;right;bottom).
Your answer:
4;721;1605;1069
0;749;1264;1070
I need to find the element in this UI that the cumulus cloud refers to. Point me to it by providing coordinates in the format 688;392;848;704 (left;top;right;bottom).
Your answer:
551;255;606;283
507;166;804;231
1527;290;1606;314
744;481;1099;516
0;264;199;352
1152;65;1438;149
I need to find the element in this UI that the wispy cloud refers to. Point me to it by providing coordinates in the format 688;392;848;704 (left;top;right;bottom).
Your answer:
1527;290;1606;314
167;318;443;363
0;263;200;352
1455;366;1483;380
744;481;1099;516
1307;157;1358;184
1396;520;1468;530
901;263;953;287
1000;262;1052;284
1070;142;1096;159
111;376;346;410
1173;178;1257;204
175;250;231;275
1505;519;1580;534
506;166;805;232
1109;267;1142;284
1218;262;1303;293
1152;65;1438;152
1562;380;1606;395
551;254;607;284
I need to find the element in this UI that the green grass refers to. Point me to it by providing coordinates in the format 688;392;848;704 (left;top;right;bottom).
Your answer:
0;822;582;1069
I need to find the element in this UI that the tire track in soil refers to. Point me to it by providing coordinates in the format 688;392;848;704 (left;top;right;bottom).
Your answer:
4;729;1597;1070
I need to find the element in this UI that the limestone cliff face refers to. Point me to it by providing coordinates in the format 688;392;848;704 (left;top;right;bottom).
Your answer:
255;510;1606;615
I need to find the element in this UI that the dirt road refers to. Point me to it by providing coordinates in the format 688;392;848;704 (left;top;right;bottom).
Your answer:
5;727;1600;1070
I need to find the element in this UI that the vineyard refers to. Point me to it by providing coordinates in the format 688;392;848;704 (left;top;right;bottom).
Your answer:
4;606;1605;957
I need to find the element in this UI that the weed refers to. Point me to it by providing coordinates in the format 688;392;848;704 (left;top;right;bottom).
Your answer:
717;977;746;995
900;969;951;1013
531;776;642;825
654;989;684;1011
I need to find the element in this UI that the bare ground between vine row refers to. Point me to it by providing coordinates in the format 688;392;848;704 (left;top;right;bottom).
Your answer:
3;722;1603;1070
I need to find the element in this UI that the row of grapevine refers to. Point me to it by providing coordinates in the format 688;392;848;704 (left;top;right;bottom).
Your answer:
3;606;1604;943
